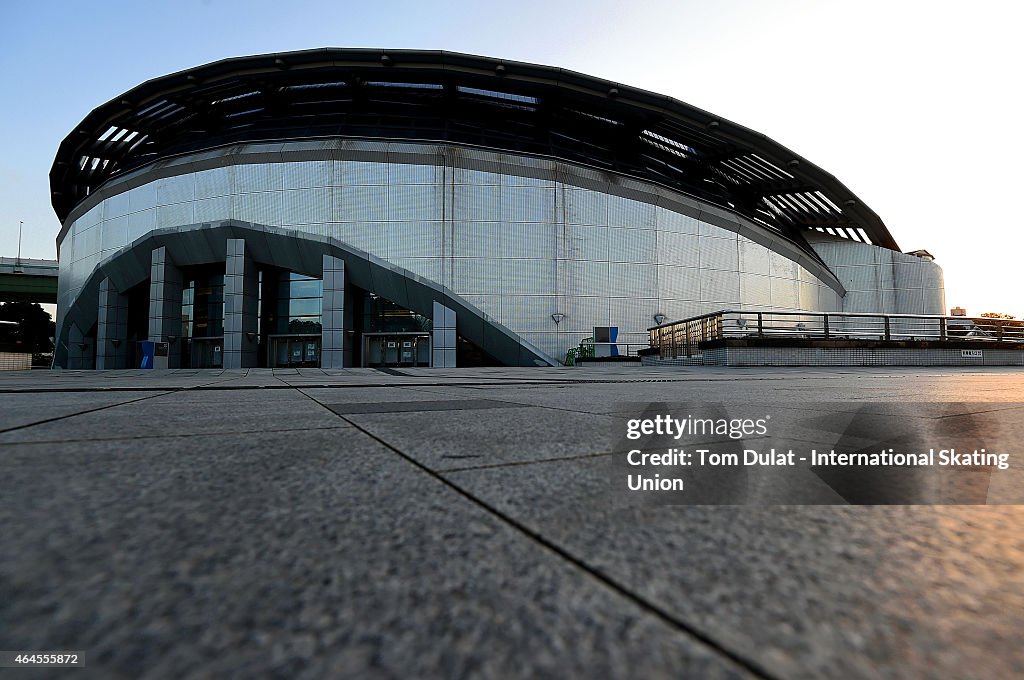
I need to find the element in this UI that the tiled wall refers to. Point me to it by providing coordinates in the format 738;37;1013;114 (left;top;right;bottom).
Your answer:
58;142;850;362
95;278;128;369
320;254;349;369
431;301;457;368
223;238;259;369
147;246;182;369
0;352;32;371
809;235;945;315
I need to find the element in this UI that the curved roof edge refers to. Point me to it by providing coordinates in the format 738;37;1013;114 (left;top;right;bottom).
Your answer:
50;48;899;251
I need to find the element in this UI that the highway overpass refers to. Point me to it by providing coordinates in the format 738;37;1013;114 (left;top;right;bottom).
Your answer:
0;257;58;304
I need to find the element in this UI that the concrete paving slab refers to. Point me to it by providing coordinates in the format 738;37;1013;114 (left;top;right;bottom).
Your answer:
1;366;1022;677
342;405;623;471
1;428;752;679
443;461;1024;680
0;390;169;432
0;389;346;443
300;385;495;405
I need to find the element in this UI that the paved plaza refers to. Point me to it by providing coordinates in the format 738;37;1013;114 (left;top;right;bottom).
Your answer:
1;366;1022;678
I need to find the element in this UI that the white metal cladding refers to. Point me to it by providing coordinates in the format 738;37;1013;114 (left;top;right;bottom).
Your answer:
58;142;886;361
809;236;945;315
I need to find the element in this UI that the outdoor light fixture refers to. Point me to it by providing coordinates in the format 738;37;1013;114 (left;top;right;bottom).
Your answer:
110;339;122;348
246;331;257;342
166;335;178;344
653;314;667;325
551;313;565;324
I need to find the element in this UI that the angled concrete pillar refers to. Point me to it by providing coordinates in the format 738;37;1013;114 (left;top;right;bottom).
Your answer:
66;322;93;370
148;246;182;368
96;278;128;369
432;301;457;368
224;238;259;369
321;254;352;368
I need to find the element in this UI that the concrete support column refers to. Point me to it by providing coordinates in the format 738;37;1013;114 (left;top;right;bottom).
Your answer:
224;238;259;369
96;277;128;369
148;246;182;368
432;300;457;368
321;254;352;368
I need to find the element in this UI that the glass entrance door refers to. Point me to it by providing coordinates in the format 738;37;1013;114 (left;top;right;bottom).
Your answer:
269;335;320;368
362;333;430;368
189;337;224;368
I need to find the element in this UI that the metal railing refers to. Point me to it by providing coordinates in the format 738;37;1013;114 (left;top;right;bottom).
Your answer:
565;340;647;365
648;310;1024;358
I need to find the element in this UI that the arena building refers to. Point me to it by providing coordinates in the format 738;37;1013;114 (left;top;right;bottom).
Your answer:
50;48;944;369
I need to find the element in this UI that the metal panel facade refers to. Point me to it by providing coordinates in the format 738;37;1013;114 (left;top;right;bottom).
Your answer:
810;237;945;315
56;142;931;363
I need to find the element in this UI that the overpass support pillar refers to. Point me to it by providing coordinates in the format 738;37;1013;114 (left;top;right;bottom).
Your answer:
96;278;128;369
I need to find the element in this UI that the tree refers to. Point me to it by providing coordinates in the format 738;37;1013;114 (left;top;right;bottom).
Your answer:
0;302;55;360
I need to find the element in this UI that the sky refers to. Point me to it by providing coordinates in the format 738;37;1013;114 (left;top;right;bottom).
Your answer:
2;0;1021;316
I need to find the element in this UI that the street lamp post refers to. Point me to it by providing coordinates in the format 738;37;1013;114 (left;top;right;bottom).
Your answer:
14;221;24;274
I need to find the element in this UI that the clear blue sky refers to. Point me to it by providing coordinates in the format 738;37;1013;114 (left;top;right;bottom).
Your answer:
2;0;1021;314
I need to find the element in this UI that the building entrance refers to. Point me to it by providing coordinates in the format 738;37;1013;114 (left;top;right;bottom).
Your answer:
188;337;224;368
362;333;430;368
269;335;320;368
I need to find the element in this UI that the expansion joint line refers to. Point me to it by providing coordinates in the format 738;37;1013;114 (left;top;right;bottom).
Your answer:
296;387;778;680
0;390;172;436
0;374;242;436
397;382;628;420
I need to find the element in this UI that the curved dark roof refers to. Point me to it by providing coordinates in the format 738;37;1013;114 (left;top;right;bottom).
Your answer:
50;48;898;250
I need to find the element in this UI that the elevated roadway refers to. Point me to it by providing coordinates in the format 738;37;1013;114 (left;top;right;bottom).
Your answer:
0;257;58;304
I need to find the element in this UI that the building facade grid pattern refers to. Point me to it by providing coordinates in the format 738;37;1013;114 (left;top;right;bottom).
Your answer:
320;254;348;369
57;143;857;362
